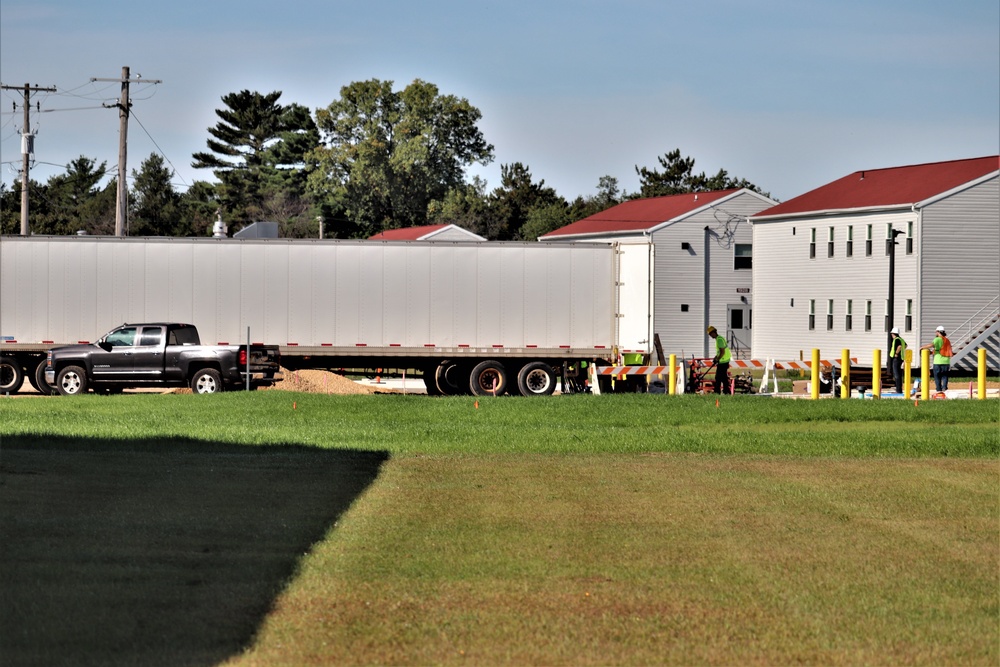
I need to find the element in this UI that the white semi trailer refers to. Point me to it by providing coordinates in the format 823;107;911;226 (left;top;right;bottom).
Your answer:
0;235;653;396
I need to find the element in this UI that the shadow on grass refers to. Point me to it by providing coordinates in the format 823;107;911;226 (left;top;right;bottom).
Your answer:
0;435;389;667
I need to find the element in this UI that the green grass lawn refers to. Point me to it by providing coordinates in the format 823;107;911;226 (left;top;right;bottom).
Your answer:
1;393;997;666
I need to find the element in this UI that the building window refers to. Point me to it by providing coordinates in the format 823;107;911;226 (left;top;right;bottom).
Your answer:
846;225;854;257
865;300;872;331
866;224;873;256
827;299;834;330
885;224;894;256
906;221;914;254
680;304;689;312
905;299;913;331
734;244;752;270
809;228;816;259
809;299;816;330
846;299;853;331
827;227;835;258
884;299;890;332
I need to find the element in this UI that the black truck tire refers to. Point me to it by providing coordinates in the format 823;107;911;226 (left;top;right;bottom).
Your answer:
0;356;25;394
435;360;468;395
516;361;556;396
191;368;223;394
55;365;88;396
470;360;508;396
30;358;57;395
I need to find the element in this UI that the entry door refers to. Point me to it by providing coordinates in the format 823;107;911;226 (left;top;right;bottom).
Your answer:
727;305;752;357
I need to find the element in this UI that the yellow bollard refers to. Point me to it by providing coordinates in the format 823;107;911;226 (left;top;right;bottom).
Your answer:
920;348;930;401
903;348;912;397
668;354;677;396
811;348;820;400
978;348;987;400
873;349;881;398
841;348;850;399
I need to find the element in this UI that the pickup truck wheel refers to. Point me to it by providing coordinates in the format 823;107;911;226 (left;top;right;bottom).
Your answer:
516;361;556;396
0;356;25;394
470;360;508;396
191;368;223;394
55;365;88;396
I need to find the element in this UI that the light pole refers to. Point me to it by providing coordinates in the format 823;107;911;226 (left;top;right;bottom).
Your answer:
886;227;904;353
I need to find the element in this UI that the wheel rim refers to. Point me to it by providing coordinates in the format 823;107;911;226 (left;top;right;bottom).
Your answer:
524;368;552;393
61;372;82;395
195;374;218;393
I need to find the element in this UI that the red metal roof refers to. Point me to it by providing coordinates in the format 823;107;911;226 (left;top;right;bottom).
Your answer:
369;224;450;240
541;189;740;239
754;156;999;219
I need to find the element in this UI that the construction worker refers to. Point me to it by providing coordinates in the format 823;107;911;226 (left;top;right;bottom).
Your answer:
889;327;907;393
707;326;730;394
920;326;952;393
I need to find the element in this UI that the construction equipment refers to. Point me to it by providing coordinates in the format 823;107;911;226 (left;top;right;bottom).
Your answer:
685;357;755;394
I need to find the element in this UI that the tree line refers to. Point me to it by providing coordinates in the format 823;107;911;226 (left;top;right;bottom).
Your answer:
0;79;769;239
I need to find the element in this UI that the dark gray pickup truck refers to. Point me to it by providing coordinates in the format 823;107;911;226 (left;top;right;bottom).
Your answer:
45;323;281;395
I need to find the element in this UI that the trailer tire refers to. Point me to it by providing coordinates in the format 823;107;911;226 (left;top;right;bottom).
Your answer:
55;365;88;396
470;360;508;396
435;360;467;395
29;358;56;395
516;361;556;396
0;356;25;394
423;367;443;396
191;368;223;394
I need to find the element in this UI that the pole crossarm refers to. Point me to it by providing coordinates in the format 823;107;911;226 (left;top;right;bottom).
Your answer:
0;83;58;236
91;67;161;236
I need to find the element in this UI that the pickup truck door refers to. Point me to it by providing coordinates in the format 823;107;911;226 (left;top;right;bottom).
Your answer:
93;326;138;380
132;326;166;379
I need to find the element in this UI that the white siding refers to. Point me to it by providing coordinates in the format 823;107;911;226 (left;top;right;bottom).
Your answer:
917;175;1000;349
650;191;770;359
751;210;918;366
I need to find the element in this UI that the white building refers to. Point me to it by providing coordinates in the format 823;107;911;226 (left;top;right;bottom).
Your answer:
369;224;485;242
750;156;999;369
540;188;777;360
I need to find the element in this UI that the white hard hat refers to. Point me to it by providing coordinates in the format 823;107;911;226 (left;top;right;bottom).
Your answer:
935;325;946;332
890;327;900;334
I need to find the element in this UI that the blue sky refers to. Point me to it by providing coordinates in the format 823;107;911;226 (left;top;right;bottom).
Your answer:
1;0;997;203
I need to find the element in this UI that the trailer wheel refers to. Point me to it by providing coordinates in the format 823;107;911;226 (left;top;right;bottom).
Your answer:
435;360;468;395
516;361;556;396
470;360;508;396
191;368;223;394
0;356;25;394
28;358;56;394
55;365;87;396
423;367;443;396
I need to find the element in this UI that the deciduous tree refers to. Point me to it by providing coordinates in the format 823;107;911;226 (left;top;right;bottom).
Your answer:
308;79;494;237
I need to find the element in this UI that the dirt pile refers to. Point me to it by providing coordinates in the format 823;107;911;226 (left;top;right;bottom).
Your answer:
262;368;398;395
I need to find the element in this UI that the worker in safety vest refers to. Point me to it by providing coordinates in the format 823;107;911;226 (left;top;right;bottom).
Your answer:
888;327;907;394
920;326;952;393
707;326;731;394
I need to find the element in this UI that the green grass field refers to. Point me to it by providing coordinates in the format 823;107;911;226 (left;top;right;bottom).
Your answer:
1;393;997;666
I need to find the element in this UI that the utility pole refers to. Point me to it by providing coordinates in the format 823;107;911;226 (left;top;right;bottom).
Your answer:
0;82;56;235
91;66;161;236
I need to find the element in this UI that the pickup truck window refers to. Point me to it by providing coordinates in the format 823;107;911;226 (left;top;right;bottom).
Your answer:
139;327;164;346
169;326;200;346
105;327;137;347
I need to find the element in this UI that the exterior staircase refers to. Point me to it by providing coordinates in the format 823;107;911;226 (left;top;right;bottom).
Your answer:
949;296;999;372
